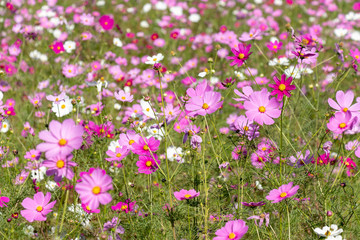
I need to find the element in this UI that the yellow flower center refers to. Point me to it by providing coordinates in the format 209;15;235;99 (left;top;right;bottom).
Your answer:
325;230;331;236
258;106;266;113
273;45;278;49
61;104;66;109
92;186;101;195
121;205;128;210
56;160;65;169
58;139;67;146
280;192;287;198
86;205;91;211
202;103;209;110
59;138;67;146
278;84;286;91
19;176;24;180
243;126;249;131
355;55;359;59
238;53;245;59
184;194;192;198
31;154;36;158
143;145;149;151
36;206;43;212
121;96;126;100
229;233;236;239
129;140;135;145
339;123;347;129
116;153;122;158
343;107;348;112
145;161;152;167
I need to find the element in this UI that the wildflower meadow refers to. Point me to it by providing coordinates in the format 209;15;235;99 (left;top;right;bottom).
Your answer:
1;0;360;239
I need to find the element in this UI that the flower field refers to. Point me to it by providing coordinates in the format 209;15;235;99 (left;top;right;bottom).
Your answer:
0;0;360;239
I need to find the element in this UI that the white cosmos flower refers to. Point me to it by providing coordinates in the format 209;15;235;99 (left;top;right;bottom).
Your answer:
52;98;73;117
334;28;348;38
140;99;157;119
0;91;3;101
46;181;58;191
64;41;76;53
198;72;207;78
31;166;47;182
145;53;164;65
140;20;149;28
269;57;290;66
284;66;301;79
234;71;246;80
189;13;200;22
1;119;10;133
351;31;360;41
113;38;123;47
147;126;165;140
313;224;343;239
167;146;184;163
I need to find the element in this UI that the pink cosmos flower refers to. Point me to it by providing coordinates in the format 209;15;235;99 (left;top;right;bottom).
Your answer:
50;41;64;54
42;154;77;181
118;130;141;150
266;182;299;203
105;146;130;162
81;32;92;40
185;90;223;117
89;102;104;116
24;149;41;161
327;111;357;134
115;90;134;103
227;43;252;67
62;64;78;78
214;219;249;240
111;199;136;213
268;74;296;101
20;192;56;222
247;213;270;227
350;49;360;64
267;41;282;52
15;170;29;185
132;137;160;155
244;89;281;125
0;190;9;207
239;29;261;41
36;119;84;158
99;15;114;31
75;168;113;210
328;90;360;116
136;154;160;174
174;189;200;201
22;122;35;138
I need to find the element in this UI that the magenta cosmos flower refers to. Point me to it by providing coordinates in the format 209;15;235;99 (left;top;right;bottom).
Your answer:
20;192;56;222
268;74;296;101
174;189;200;201
327;111;357;134
132;137;160;155
136;154;160;174
266;182;299;203
37;119;84;158
227;43;252;67
42;154;77;181
0;190;9;207
244;89;281;125
328;90;360;116
214;219;249;240
75;168;113;210
185;90;223;117
105;146;130;162
99;15;114;31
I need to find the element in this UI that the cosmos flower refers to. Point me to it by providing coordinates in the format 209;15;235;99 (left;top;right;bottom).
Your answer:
266;182;299;203
136;154;160;174
75;168;113;210
20;192;56;222
227;43;252;67
36;119;84;158
244;88;282;126
185;90;223;117
327;111;357;134
268;74;296;101
0;190;9;207
214;219;249;240
132;137;160;155
99;15;114;30
42;154;77;182
174;189;200;201
313;225;343;239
